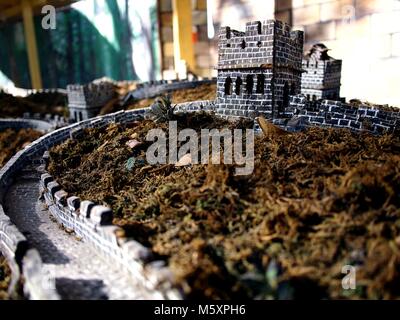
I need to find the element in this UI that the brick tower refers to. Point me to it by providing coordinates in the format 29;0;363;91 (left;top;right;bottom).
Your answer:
67;82;115;122
215;19;304;119
301;43;342;101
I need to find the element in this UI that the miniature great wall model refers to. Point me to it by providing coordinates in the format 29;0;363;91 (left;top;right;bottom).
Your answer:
0;89;67;119
123;82;216;111
0;19;399;300
47;113;400;299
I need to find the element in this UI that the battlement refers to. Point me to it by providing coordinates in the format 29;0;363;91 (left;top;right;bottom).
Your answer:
219;20;302;42
217;20;304;70
301;58;341;70
283;94;400;134
67;82;115;110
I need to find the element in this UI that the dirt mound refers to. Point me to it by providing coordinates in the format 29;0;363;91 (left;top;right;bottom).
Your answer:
48;113;400;299
0;91;66;118
0;128;43;167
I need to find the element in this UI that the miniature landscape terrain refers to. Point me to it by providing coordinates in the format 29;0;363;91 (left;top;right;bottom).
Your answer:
126;83;216;110
0;91;66;118
0;128;42;167
48;111;400;300
99;83;217;116
0;254;11;300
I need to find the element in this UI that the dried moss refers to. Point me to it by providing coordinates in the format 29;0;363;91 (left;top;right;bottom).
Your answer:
0;254;11;300
49;113;400;299
0;128;42;167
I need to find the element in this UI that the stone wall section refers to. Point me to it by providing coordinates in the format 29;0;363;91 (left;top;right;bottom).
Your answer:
285;95;400;133
0;108;188;300
123;78;216;105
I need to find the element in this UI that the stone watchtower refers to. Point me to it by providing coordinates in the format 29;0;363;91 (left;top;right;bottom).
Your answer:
67;82;115;122
215;20;304;119
301;43;342;101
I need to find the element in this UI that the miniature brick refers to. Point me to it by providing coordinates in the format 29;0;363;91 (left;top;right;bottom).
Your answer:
67;196;80;212
80;200;95;219
40;173;53;188
122;240;153;263
54;190;68;206
90;205;113;226
47;181;61;198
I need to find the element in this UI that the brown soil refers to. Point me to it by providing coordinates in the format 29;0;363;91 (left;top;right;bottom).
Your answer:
126;83;217;110
0;91;66;118
0;128;43;167
48;112;400;300
0;254;11;300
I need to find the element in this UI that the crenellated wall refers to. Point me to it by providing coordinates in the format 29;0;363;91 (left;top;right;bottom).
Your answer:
0;118;54;133
123;78;216;105
285;95;400;134
0;107;191;300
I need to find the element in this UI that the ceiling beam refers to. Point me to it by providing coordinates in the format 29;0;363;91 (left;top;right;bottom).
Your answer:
22;0;43;89
172;0;196;78
0;0;47;21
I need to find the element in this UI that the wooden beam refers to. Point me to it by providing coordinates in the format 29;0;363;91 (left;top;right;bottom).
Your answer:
21;0;43;89
0;0;47;20
172;0;196;76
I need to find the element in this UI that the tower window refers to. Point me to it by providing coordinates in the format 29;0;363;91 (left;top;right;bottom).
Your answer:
283;82;290;110
246;75;254;94
257;22;262;35
241;40;246;49
226;27;231;39
290;83;296;95
256;74;265;94
224;77;233;95
235;77;242;95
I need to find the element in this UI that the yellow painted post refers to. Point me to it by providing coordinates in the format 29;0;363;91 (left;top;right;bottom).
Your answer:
22;0;43;89
172;0;196;77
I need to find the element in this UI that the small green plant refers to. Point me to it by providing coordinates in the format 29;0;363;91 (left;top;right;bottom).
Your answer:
146;95;176;123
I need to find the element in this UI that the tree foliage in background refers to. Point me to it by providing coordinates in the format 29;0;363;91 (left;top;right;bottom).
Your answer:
0;0;160;89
